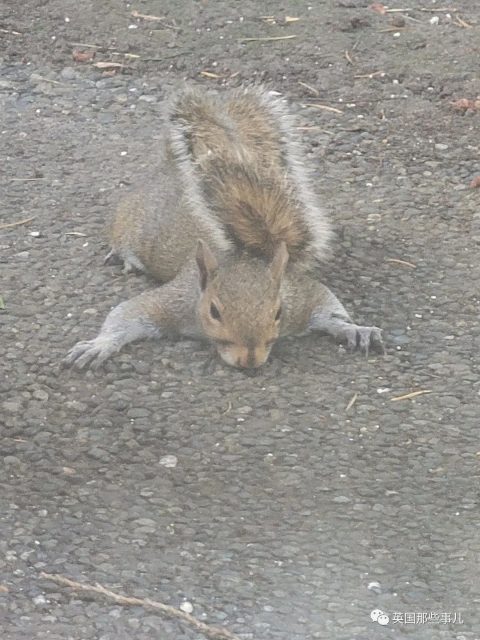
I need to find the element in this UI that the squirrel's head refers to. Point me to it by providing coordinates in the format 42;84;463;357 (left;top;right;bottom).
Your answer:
196;240;288;369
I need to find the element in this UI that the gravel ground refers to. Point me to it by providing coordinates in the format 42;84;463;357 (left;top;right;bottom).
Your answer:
1;1;479;639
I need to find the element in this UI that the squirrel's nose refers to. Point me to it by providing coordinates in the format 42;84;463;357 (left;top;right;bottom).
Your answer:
236;347;265;370
237;358;261;370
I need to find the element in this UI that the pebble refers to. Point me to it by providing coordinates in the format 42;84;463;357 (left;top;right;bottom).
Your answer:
127;407;150;419
332;496;350;503
60;67;77;80
435;143;449;151
88;447;110;461
367;581;382;594
236;405;252;414
33;389;49;401
134;518;156;527
180;601;193;613
4;456;22;467
0;80;16;89
388;333;410;346
3;401;22;413
159;455;178;468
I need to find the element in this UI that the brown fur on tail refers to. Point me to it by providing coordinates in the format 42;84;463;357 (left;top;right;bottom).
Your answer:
166;85;329;263
202;162;311;260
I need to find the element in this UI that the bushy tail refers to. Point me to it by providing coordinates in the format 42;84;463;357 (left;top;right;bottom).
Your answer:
203;161;310;260
165;85;331;262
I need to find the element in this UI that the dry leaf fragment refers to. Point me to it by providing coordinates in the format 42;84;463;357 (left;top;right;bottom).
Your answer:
369;2;387;15
469;176;480;189
72;49;95;63
451;98;480;112
451;98;473;111
0;585;9;593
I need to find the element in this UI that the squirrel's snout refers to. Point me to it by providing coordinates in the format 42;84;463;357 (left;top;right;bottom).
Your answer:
217;343;271;370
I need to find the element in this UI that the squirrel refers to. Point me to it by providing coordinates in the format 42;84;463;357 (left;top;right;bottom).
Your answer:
65;85;383;370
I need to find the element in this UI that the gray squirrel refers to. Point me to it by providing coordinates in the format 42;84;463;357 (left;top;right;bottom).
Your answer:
66;85;383;370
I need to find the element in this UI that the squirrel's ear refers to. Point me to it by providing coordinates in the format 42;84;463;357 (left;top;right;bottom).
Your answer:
196;239;218;290
269;241;289;282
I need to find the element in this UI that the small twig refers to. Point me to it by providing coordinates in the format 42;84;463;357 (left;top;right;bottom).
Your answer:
384;7;413;12
351;37;361;52
298;81;319;96
454;15;472;28
0;27;22;35
222;401;232;414
302;103;344;114
144;50;193;61
131;9;179;29
385;258;417;269
346;393;358;411
112;52;141;59
0;216;37;230
354;70;383;78
93;61;125;69
65;231;87;237
344;49;354;65
390;390;432;402
240;35;297;43
131;9;166;21
418;7;458;12
200;71;225;79
39;573;243;640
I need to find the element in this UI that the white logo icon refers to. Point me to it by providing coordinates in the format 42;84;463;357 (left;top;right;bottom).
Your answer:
371;609;390;625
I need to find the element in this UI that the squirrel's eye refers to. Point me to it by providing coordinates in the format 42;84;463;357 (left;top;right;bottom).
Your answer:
275;307;282;321
210;302;221;321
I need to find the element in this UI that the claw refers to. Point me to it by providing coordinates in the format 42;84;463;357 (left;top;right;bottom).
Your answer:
341;325;384;355
64;336;118;370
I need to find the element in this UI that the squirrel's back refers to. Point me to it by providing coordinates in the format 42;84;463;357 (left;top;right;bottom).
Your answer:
166;85;331;263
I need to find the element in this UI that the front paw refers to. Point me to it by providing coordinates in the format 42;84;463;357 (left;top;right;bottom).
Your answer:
64;336;118;370
341;324;384;354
